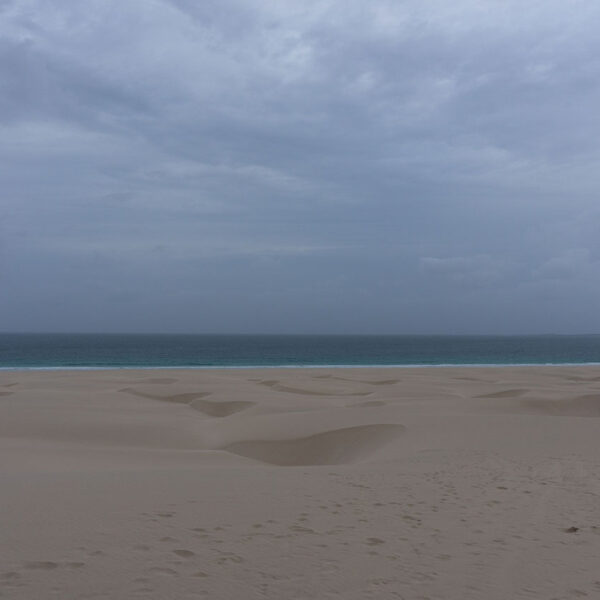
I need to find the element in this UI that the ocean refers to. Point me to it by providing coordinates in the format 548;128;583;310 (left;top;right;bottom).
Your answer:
1;333;600;369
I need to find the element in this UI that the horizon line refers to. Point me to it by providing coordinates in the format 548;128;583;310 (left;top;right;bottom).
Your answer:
2;332;600;337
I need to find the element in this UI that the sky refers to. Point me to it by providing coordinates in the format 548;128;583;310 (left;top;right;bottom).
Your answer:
2;0;600;334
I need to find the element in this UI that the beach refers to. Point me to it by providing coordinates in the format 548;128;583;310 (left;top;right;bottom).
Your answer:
1;366;600;599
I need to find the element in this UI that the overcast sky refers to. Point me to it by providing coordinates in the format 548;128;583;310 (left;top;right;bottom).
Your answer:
2;0;600;334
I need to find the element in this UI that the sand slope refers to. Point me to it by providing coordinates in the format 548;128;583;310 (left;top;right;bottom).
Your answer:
2;366;600;599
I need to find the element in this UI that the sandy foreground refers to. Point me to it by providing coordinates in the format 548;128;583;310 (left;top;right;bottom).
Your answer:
1;366;600;599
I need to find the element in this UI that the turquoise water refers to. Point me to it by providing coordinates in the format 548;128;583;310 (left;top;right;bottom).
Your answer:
1;334;600;369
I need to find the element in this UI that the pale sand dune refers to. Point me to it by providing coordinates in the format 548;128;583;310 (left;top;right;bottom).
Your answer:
1;366;600;599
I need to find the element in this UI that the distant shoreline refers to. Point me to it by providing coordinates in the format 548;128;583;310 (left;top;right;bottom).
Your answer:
3;362;600;372
2;333;600;369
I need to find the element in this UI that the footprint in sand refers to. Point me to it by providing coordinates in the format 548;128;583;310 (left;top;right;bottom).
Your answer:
24;561;60;570
365;537;385;546
173;549;195;558
289;525;316;534
148;567;178;576
194;571;209;578
23;561;85;571
215;552;244;565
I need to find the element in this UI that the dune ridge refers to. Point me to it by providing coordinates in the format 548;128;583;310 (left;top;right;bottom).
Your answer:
223;424;405;466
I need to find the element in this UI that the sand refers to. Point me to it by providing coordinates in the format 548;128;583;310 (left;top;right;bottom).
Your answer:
1;366;600;599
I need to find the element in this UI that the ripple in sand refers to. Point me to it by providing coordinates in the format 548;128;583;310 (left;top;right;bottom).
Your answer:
475;388;529;399
190;399;254;417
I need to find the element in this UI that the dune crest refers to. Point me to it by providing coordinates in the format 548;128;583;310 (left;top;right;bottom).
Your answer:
120;387;211;405
257;379;372;397
223;424;404;466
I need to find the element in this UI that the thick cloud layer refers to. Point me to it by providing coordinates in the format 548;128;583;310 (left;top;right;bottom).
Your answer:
2;0;600;333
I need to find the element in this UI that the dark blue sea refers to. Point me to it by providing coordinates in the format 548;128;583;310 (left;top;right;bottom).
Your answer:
1;334;600;369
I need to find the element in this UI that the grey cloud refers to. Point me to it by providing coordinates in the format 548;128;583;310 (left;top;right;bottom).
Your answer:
2;0;600;333
533;249;598;282
419;255;511;288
